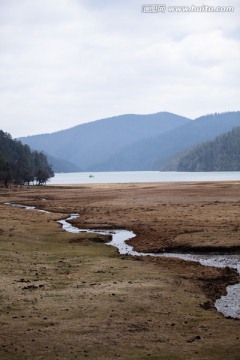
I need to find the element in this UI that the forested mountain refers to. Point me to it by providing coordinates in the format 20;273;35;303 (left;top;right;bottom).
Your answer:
94;112;240;170
174;127;240;171
19;111;240;172
0;130;54;186
19;112;190;171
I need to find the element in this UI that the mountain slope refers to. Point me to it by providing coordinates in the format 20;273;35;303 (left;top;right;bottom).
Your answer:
95;112;240;171
19;112;191;171
45;153;81;173
175;126;240;171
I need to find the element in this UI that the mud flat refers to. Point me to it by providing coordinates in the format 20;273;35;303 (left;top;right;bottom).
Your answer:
9;204;239;319
0;182;240;359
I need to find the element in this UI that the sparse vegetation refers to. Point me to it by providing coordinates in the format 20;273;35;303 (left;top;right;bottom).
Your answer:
0;183;240;359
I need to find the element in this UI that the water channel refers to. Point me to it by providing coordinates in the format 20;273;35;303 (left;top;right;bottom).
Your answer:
5;203;240;320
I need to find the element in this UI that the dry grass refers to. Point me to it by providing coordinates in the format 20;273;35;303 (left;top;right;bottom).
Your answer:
0;183;239;359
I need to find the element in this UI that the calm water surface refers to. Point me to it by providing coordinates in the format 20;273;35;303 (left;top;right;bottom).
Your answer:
49;171;240;185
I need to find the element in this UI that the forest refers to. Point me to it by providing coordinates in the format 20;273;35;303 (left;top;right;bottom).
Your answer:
0;130;54;186
177;126;240;171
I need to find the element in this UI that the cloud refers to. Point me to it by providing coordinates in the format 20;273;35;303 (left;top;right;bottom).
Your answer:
0;0;239;137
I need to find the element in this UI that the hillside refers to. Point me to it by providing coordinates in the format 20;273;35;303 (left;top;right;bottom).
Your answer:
45;153;81;173
174;127;240;171
19;111;240;172
0;130;54;185
95;112;240;170
19;112;190;171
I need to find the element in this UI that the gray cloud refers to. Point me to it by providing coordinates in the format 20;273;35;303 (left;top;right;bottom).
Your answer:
0;0;239;137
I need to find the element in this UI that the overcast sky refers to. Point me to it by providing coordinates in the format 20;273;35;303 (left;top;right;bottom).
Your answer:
0;0;239;137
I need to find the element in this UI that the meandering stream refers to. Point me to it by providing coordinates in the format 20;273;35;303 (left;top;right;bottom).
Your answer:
5;203;240;319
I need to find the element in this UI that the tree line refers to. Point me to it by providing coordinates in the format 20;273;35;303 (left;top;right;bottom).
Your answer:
177;126;240;171
0;130;54;187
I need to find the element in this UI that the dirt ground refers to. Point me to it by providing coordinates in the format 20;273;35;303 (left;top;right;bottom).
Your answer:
0;182;240;360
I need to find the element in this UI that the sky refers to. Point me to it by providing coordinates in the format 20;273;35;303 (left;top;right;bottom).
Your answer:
0;0;240;137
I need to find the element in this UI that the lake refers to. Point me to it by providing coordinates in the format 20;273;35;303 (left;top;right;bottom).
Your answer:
49;171;240;185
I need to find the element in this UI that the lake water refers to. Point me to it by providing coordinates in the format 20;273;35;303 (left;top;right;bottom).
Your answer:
49;171;240;185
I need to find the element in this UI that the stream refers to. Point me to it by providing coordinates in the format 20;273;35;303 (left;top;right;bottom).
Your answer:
5;203;240;320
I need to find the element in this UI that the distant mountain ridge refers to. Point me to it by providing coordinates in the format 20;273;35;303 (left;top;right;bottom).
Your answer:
19;111;240;172
19;112;190;171
93;112;240;171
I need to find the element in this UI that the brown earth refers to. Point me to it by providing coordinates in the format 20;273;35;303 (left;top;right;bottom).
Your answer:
0;182;239;359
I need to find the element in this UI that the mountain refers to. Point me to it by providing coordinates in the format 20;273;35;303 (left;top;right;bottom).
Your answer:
19;112;191;171
173;126;240;171
45;153;81;173
95;111;240;170
19;111;240;172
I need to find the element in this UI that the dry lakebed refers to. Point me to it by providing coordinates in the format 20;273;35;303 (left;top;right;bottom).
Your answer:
0;181;240;359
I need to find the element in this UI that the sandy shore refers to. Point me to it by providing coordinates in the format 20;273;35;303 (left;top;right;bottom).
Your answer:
0;182;240;359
